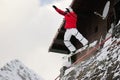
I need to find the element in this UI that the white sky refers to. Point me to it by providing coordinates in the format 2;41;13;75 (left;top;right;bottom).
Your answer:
0;0;72;80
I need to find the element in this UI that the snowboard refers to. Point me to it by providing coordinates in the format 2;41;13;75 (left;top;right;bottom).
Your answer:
66;41;98;58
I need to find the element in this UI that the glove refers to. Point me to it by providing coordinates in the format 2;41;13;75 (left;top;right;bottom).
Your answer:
52;5;57;9
66;8;70;12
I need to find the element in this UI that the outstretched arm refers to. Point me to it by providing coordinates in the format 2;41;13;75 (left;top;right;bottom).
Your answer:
52;5;66;16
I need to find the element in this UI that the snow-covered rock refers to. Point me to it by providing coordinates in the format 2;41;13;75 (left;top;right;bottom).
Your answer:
0;60;44;80
61;27;120;80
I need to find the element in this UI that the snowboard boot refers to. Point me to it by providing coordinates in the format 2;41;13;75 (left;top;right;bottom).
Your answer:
69;50;77;56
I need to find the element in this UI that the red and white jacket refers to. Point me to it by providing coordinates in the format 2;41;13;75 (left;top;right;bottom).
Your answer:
54;8;77;29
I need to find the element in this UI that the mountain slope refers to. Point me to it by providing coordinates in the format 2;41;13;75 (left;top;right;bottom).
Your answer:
62;26;120;80
0;60;44;80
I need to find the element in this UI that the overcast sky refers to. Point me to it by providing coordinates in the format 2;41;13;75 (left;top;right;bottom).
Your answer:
0;0;72;80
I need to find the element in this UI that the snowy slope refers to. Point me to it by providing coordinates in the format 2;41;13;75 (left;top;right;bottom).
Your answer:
61;27;120;80
0;60;44;80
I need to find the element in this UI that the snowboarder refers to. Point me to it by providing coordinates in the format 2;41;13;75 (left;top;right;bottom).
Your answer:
52;5;88;54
